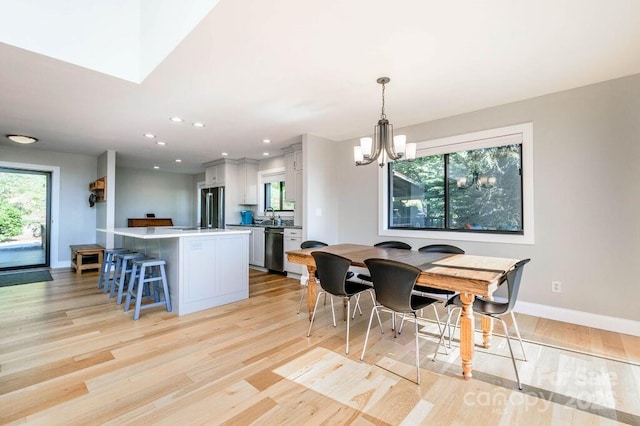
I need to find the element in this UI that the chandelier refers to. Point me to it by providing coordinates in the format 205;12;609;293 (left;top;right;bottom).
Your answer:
354;77;416;167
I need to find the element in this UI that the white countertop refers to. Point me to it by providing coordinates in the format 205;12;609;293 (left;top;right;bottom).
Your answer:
98;227;251;239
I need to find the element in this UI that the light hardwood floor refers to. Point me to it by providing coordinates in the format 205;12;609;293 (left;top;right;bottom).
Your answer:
1;268;638;425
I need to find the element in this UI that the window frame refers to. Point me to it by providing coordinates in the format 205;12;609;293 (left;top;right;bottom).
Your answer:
264;180;294;212
257;168;295;217
379;122;534;244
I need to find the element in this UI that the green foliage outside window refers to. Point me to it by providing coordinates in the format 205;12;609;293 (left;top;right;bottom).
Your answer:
390;144;523;233
265;181;294;211
0;200;24;241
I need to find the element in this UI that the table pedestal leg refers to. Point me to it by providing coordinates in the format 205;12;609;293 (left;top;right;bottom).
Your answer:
306;265;317;321
481;295;494;348
459;292;475;380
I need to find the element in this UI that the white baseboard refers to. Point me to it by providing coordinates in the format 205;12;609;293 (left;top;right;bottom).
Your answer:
514;300;640;337
51;260;71;269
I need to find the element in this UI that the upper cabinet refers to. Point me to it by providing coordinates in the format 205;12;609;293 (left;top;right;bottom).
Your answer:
237;159;259;205
284;143;302;202
205;163;226;187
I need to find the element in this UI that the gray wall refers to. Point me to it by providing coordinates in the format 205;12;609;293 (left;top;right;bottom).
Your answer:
0;145;97;266
331;74;640;322
114;167;196;228
303;134;338;244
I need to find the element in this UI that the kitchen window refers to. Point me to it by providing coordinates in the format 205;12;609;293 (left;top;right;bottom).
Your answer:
264;181;294;212
380;123;534;244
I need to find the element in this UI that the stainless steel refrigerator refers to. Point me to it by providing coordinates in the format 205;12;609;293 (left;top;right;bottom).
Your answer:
200;187;225;228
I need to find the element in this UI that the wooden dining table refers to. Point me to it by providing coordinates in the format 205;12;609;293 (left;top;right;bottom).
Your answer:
286;243;519;380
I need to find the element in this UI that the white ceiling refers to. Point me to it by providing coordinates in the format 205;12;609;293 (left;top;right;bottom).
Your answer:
1;0;640;174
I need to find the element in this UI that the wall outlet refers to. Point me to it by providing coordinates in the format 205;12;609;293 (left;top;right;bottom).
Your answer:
551;281;562;293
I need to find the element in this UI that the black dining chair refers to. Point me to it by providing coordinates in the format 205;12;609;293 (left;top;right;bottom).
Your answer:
356;241;412;283
398;244;465;339
360;258;439;384
434;258;531;390
307;251;379;354
297;240;356;314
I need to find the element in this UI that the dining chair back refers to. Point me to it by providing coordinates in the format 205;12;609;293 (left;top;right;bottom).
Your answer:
374;241;412;250
361;258;439;384
301;240;328;249
418;244;465;254
307;251;377;354
358;241;412;283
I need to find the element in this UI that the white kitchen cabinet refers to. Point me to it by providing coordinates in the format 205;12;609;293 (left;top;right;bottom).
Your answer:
227;226;264;267
284;228;303;275
205;164;226;187
251;227;265;267
237;159;259;205
284;143;302;202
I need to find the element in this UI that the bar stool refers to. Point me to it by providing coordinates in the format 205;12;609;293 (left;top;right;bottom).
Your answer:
109;252;145;303
97;248;129;290
124;258;172;320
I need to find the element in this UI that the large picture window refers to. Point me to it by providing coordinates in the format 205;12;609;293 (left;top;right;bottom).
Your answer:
390;145;523;233
380;123;533;244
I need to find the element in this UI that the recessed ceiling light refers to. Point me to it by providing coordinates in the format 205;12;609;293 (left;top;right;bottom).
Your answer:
156;141;167;146
7;134;38;144
170;117;184;123
153;165;160;169
263;139;271;143
221;152;228;156
144;133;155;138
263;152;270;156
192;122;205;128
175;159;182;163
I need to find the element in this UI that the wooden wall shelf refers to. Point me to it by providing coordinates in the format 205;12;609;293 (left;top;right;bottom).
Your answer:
89;177;106;202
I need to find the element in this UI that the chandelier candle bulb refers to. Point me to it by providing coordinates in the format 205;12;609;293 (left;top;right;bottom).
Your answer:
353;146;364;163
405;143;417;160
393;135;406;155
360;137;373;158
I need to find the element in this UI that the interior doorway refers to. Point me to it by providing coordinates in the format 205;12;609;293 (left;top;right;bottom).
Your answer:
0;167;51;270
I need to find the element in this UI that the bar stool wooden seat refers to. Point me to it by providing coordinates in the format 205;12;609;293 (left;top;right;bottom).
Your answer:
98;248;130;290
109;252;145;304
124;258;172;320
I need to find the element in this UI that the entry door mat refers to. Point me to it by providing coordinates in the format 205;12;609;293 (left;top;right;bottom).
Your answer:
0;270;53;287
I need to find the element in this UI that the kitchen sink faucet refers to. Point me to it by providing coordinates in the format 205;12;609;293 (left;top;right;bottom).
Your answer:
266;207;276;221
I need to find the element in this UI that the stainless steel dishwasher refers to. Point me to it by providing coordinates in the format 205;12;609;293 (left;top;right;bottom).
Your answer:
264;227;284;272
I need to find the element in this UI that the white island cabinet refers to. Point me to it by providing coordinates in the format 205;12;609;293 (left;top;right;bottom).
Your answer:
98;227;250;316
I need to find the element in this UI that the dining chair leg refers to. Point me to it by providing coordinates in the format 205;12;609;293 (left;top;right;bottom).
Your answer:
367;289;383;333
346;298;351;354
296;282;307;314
498;316;522;390
307;291;324;337
360;305;380;361
510;311;528;361
433;307;458;361
399;303;443;337
414;312;421;385
351;293;363;319
330;296;336;327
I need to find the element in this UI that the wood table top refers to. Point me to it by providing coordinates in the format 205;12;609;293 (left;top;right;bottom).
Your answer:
286;243;519;297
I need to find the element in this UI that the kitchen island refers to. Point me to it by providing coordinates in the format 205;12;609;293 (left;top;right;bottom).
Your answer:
98;227;250;316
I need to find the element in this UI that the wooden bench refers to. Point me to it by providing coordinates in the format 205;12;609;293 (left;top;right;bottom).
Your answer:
70;244;104;274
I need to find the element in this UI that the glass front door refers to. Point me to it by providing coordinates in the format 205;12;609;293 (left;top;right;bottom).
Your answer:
0;167;50;270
